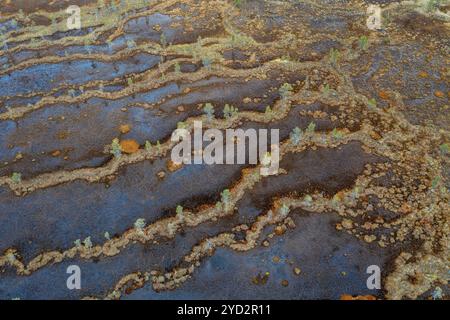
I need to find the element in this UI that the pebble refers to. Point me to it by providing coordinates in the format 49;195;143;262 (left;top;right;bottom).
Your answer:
157;171;166;179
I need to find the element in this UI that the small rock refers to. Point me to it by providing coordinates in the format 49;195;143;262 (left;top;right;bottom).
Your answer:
363;234;376;243
157;171;166;179
119;124;131;134
51;150;61;157
167;160;183;172
274;225;285;235
342;218;353;229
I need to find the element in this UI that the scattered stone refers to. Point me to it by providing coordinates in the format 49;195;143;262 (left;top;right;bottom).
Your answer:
252;272;269;285
342;218;353;229
119;124;131;134
363;234;377;243
294;267;301;275
51;150;61;157
167;160;183;172
274;225;285;236
157;171;166;179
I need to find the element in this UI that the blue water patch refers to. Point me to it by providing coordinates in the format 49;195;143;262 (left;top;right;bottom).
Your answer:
0;53;160;97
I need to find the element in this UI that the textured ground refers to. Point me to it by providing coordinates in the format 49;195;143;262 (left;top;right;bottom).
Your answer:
0;0;448;300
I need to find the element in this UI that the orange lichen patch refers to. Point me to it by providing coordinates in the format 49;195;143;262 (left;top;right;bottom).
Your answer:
379;91;389;100
274;225;285;235
340;294;376;300
418;71;429;78
370;130;382;140
281;279;289;287
51;150;61;157
120;140;139;154
434;90;445;98
167;160;183;172
119;124;131;134
399;202;412;214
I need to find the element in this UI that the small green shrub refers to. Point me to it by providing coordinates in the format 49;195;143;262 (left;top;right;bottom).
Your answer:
439;143;449;155
358;35;369;51
306;121;316;134
145;140;152;152
367;98;377;109
329;48;340;66
290;127;302;145
83;236;92;249
11;172;21;184
223;104;238;119
279;83;293;99
332;128;343;140
221;189;231;204
134;218;146;230
111;138;122;158
203;103;215;121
